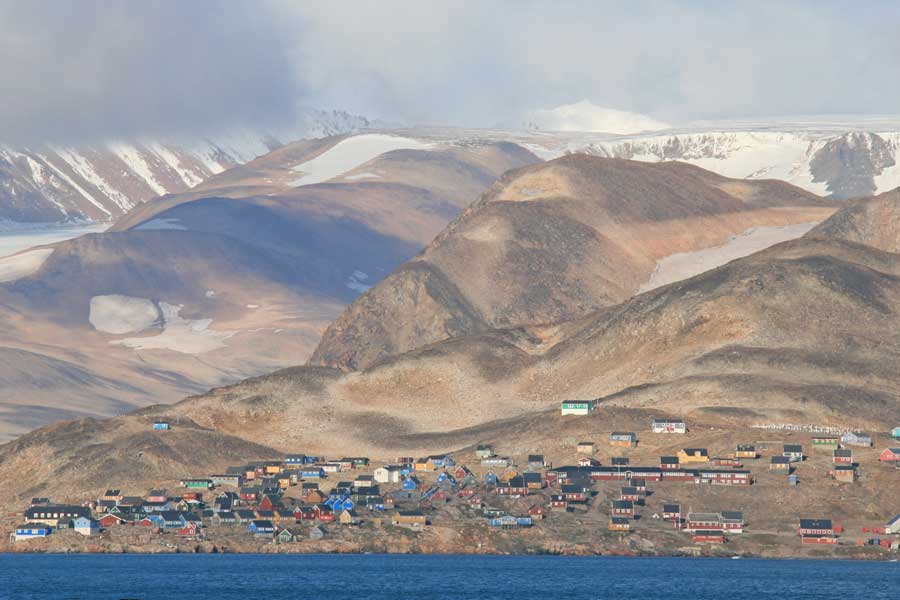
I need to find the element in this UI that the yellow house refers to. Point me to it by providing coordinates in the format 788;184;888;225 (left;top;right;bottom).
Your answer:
677;448;709;464
735;444;756;459
414;458;435;471
577;441;595;454
277;475;291;489
265;464;282;475
392;511;427;526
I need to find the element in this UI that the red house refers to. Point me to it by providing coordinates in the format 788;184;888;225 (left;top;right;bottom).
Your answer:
528;505;546;520
177;522;199;538
879;448;900;462
259;494;280;511
550;495;568;510
315;505;334;522
295;506;316;521
692;530;725;543
99;513;129;527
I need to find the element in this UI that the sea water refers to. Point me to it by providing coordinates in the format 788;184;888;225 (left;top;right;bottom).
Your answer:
0;554;897;599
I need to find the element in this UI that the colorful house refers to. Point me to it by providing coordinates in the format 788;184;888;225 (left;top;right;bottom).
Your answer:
248;520;275;536
833;449;853;464
798;518;836;544
735;444;756;459
660;456;680;470
651;419;687;434
14;523;51;541
811;436;840;450
561;400;594;416
783;444;804;462
180;478;213;489
880;448;900;462
831;465;856;482
72;517;100;536
892;427;900;440
608;517;631;532
692;530;725;543
677;448;709;464
770;456;791;471
610;432;638;448
152;421;170;431
475;444;494;458
576;441;595;454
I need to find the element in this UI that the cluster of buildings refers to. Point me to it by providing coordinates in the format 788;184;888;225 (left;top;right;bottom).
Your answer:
11;416;900;550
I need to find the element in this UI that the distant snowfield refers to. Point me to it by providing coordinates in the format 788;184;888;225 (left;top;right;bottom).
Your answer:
0;222;106;258
291;134;432;186
522;101;670;134
639;221;821;293
0;248;54;283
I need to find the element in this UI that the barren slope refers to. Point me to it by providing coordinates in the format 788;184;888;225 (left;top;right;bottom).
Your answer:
0;137;538;440
808;187;900;253
311;156;837;369
7;235;900;502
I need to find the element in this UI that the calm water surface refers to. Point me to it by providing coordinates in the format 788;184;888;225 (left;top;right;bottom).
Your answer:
0;554;898;600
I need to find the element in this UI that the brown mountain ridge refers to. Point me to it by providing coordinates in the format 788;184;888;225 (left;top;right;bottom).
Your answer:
311;155;837;370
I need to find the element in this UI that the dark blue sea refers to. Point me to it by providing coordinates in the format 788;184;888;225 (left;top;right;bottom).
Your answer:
1;554;898;599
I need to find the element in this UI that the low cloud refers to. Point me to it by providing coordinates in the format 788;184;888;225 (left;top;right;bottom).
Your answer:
3;1;900;143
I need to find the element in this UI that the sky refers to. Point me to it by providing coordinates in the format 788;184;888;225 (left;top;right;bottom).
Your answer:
2;0;900;143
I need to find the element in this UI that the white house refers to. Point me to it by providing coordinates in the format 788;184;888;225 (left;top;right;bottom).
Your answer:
561;400;594;416
651;419;687;434
887;515;900;535
374;466;402;484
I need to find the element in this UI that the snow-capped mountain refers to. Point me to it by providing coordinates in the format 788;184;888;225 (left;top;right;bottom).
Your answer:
0;109;375;223
580;129;900;200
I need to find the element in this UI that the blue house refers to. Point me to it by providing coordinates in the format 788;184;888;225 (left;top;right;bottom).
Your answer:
284;455;307;465
152;421;170;431
484;471;498;486
160;511;187;529
302;456;320;465
892;427;900;440
15;523;51;541
301;467;325;479
248;520;275;536
401;477;418;491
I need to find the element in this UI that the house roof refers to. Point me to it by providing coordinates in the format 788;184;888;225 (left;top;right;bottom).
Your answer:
612;500;633;509
251;520;274;528
722;511;743;521
660;456;679;463
663;504;680;512
799;518;832;529
681;448;708;456
771;456;790;464
783;444;803;453
833;449;852;457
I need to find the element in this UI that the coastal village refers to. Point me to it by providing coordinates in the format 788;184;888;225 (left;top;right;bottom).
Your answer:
7;401;900;557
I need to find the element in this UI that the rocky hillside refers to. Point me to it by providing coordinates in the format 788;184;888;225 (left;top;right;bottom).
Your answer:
808;187;900;253
0;109;373;223
310;156;836;370
0;135;538;441
5;234;900;503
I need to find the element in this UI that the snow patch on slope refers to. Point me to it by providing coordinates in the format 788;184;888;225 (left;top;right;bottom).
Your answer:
89;295;161;334
639;221;821;293
108;143;168;196
113;302;234;354
0;248;54;282
291;134;432;186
